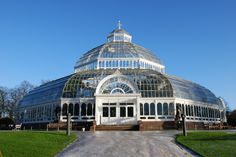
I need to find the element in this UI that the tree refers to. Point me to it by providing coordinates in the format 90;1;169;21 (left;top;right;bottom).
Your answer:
7;81;34;119
0;87;8;118
228;109;236;127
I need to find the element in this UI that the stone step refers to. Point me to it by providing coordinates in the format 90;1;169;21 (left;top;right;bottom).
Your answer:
95;125;139;131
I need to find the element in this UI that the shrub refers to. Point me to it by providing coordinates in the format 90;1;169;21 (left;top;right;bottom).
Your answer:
0;117;15;130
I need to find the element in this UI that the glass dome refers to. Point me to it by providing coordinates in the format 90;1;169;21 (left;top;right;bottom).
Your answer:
74;25;165;73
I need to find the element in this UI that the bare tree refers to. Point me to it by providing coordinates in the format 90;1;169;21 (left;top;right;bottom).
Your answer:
7;81;34;119
0;87;8;118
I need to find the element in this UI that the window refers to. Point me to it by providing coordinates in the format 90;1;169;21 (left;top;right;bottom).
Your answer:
128;107;133;117
103;107;108;117
106;61;108;68
140;103;143;115
112;60;115;67
115;60;118;67
69;103;73;115
62;103;67;116
74;103;80;116
144;103;149;115
163;103;168;115
110;107;116;117
81;103;86;116
190;106;193;116
187;105;190;116
150;103;155;115
169;103;174;116
157;103;162;115
186;105;189;116
120;107;126;117
87;103;93;116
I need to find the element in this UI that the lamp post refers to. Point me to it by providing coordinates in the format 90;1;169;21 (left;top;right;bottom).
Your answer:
66;113;71;136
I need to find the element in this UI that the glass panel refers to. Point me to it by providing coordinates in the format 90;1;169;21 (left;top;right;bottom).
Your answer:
163;103;168;115
190;106;193;116
81;103;86;116
62;103;67;116
87;103;92;116
128;107;133;117
140;103;143;115
103;107;108;117
185;105;188;116
110;107;116;117
157;103;162;115
120;107;126;117
150;103;155;115
74;103;80;116
169;103;174;116
144;103;149;115
69;103;73;115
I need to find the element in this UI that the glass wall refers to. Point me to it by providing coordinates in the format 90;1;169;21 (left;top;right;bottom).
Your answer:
139;102;174;119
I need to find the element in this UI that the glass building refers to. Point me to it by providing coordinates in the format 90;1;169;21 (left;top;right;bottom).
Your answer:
17;23;227;129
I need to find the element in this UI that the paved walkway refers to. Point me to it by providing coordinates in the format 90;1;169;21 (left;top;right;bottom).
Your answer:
56;131;196;157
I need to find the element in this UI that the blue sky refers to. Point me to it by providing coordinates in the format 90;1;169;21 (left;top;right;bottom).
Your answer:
0;0;235;109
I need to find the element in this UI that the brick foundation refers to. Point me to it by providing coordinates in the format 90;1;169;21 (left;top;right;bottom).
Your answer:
139;121;175;131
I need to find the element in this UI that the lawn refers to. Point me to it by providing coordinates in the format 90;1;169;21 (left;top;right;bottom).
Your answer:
0;131;77;157
176;131;236;157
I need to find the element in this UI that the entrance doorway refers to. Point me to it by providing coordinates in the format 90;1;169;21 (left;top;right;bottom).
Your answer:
101;102;136;125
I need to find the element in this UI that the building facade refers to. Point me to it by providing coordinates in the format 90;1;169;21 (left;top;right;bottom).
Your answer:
17;23;227;129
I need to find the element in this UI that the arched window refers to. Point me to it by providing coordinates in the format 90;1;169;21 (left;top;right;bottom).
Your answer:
144;103;149;115
187;105;190;116
87;103;93;116
150;103;155;115
190;106;193;116
194;106;197;117
185;105;188;116
62;103;67;116
100;77;135;94
157;103;162;115
81;103;86;116
163;103;168;115
74;103;80;116
69;103;73;115
182;104;185;115
169;103;174;116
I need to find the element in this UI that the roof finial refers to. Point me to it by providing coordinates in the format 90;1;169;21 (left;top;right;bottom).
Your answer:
118;20;122;29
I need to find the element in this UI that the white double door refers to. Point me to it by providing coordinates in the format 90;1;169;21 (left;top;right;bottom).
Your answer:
101;102;137;125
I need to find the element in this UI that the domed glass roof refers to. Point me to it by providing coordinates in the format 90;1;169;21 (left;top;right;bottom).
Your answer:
74;23;164;72
75;42;161;68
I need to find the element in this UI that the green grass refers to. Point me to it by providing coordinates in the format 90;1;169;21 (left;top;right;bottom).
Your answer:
176;132;236;157
0;131;77;157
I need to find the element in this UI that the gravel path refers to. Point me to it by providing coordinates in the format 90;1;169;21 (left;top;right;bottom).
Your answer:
56;131;196;157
